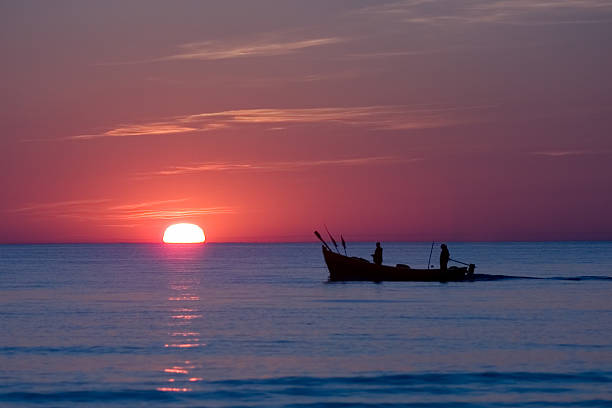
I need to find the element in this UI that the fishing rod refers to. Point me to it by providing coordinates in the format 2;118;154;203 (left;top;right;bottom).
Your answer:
449;258;471;266
450;258;476;274
324;224;340;253
427;241;435;269
340;235;347;255
313;231;333;252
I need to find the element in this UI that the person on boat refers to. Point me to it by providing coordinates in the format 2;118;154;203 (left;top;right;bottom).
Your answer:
440;244;450;272
372;242;383;265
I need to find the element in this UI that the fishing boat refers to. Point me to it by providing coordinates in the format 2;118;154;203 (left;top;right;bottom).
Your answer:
321;246;475;282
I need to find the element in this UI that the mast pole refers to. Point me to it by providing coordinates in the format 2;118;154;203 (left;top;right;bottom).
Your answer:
427;241;435;270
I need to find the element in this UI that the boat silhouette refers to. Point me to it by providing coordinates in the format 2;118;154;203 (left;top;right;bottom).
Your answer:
322;246;475;282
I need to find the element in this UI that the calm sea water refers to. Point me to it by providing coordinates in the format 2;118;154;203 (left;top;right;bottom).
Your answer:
1;242;611;407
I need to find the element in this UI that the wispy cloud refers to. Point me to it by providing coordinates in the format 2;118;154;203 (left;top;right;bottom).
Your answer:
70;124;200;140
11;198;233;222
356;0;612;25
239;69;367;86
102;35;344;65
162;37;344;61
530;150;598;157
139;156;419;177
104;208;233;221
107;199;190;211
69;104;491;141
67;123;229;141
346;49;449;59
11;199;111;213
344;42;545;60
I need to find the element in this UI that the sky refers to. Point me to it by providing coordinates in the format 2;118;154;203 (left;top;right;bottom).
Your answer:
1;0;611;243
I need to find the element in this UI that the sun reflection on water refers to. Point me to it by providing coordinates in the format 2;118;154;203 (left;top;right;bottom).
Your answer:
168;296;200;301
164;343;206;348
159;246;207;392
156;387;192;392
164;367;189;374
171;332;199;337
171;314;203;319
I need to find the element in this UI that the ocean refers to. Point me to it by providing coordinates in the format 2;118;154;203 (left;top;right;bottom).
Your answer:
1;242;611;407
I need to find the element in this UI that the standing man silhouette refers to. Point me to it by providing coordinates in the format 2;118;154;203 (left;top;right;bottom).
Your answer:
372;242;383;265
440;244;450;272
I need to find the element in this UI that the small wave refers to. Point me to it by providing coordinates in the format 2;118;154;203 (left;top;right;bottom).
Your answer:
212;371;612;387
0;390;174;403
0;345;152;356
470;274;539;281
322;274;612;282
549;276;612;281
313;299;414;304
281;401;612;408
2;372;610;405
470;274;612;282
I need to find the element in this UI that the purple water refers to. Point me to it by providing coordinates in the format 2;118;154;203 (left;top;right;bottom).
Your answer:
1;242;611;407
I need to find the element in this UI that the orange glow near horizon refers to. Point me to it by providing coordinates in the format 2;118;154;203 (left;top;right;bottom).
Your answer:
2;3;612;244
162;223;205;244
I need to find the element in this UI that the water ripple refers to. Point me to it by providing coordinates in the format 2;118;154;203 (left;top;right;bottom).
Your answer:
1;372;610;406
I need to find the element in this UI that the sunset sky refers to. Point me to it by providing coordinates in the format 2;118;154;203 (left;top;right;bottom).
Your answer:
1;0;611;243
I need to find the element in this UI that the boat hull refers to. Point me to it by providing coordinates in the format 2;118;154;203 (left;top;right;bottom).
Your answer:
322;247;471;282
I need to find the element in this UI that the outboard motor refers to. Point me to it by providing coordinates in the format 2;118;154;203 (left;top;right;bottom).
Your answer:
468;264;476;275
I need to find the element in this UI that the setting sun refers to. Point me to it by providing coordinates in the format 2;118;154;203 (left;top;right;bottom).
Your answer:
163;223;205;244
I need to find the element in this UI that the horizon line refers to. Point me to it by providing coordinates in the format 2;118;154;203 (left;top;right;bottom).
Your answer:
1;239;611;245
